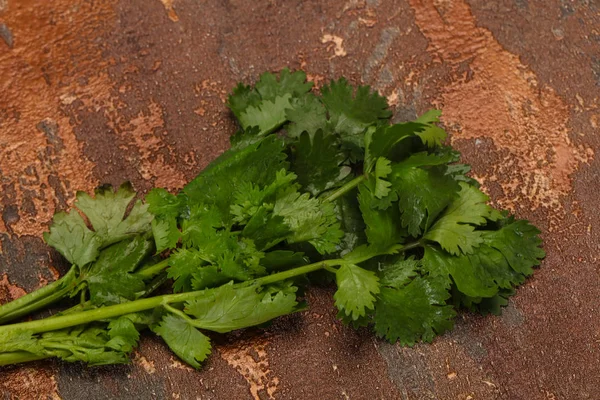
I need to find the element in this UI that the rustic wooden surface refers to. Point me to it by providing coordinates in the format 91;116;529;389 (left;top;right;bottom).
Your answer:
1;0;599;399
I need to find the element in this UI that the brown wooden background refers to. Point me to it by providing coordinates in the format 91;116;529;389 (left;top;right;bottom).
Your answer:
1;0;599;398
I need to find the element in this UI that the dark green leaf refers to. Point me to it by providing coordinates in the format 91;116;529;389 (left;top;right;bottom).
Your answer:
153;314;211;369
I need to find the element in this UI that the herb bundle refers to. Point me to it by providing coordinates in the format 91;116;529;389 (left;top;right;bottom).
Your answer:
0;70;544;368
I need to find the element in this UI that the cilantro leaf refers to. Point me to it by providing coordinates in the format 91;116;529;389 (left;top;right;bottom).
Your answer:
227;83;261;121
335;193;367;256
424;183;502;255
83;235;153;305
153;314;211;369
378;257;420;288
482;219;545;275
39;324;135;365
389;154;460;236
183;136;288;227
285;93;329;138
228;69;312;135
273;189;343;254
321;78;392;137
290;131;348;197
358;183;404;251
374;275;455;345
75;183;153;246
415;110;447;147
107;316;140;353
239;94;292;134
364;123;423;171
255;69;313;100
185;283;299;333
43;209;103;266
146;188;182;252
334;264;380;320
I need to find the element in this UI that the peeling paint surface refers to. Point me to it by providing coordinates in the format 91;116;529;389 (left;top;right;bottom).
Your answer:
409;0;594;229
1;0;599;398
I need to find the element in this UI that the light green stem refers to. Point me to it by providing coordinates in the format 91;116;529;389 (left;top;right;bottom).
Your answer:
0;267;78;325
325;175;366;203
0;351;49;366
0;259;343;335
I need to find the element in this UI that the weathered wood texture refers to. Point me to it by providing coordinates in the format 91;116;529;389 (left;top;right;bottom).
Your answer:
1;0;598;398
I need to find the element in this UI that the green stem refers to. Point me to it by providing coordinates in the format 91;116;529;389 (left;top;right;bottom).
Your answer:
136;259;170;279
0;267;78;325
0;259;343;335
325;175;366;203
0;351;49;366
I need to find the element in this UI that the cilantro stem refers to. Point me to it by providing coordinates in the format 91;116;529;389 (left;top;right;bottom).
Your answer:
136;258;170;279
324;175;366;203
0;266;78;325
0;259;343;335
0;351;49;366
0;243;420;337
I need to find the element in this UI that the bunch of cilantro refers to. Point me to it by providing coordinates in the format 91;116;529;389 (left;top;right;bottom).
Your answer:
0;70;544;368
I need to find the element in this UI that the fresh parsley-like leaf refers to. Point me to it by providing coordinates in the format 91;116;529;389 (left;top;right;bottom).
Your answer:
285;93;329;138
44;209;103;267
424;182;502;255
374;275;455;345
83;235;153;305
75;183;153;247
185;283;299;333
321;78;392;137
153;314;211;369
290;131;347;197
334;264;380;320
107;316;140;353
415;110;447;147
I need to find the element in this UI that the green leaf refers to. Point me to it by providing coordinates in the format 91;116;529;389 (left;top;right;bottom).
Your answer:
374;275;454;345
0;330;42;353
274;189;343;254
291;131;347;197
227;83;261;121
358;183;404;251
286;93;328;138
378;257;420;288
335;192;367;256
75;183;153;246
334;264;380;320
482;219;545;275
185;283;299;333
390;163;460;237
228;69;312;134
146;188;182;252
421;243;528;299
153;314;211;369
255;69;313;101
39;325;133;365
424;183;502;255
372;157;393;198
43;209;103;266
83;235;153;305
107;316;140;352
231;168;296;225
183;136;288;227
239;94;292;134
261;251;308;272
365;123;423;171
415;110;447;147
321;78;392;137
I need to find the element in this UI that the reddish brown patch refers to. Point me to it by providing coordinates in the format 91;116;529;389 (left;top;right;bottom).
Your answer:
0;366;60;399
0;0;122;236
0;273;26;304
408;0;594;229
